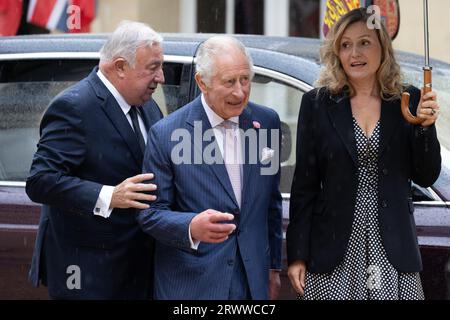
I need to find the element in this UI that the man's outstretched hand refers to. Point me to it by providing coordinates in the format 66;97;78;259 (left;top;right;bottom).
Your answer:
110;173;157;209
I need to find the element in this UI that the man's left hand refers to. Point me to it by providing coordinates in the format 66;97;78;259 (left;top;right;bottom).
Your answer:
268;269;281;300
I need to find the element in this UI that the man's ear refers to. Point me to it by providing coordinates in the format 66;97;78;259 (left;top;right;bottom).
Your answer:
195;73;208;93
114;58;128;78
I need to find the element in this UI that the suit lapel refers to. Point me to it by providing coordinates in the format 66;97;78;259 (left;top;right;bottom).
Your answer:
88;69;143;166
185;97;238;206
140;99;162;131
326;91;402;165
101;95;144;164
379;98;402;160
327;94;358;167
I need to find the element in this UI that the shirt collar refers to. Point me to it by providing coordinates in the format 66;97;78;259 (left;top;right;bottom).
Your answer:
97;69;132;116
201;94;239;128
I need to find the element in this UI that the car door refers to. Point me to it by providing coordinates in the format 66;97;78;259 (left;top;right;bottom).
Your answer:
399;58;450;300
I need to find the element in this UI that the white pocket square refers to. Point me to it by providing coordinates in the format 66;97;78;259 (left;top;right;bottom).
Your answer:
261;147;275;163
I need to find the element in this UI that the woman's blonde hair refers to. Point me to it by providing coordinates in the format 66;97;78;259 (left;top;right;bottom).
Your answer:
316;8;403;100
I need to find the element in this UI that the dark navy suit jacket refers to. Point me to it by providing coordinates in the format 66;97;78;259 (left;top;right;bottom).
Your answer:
287;87;441;273
26;68;163;299
137;96;283;299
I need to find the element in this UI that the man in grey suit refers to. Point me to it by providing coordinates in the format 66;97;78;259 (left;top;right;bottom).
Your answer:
137;35;283;300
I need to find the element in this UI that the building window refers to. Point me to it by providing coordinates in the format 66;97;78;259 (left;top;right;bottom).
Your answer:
235;0;264;35
197;0;226;33
289;0;320;38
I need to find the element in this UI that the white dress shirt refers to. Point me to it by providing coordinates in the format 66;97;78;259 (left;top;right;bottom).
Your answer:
201;94;242;164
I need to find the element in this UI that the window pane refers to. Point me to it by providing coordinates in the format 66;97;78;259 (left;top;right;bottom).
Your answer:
0;60;187;182
403;65;450;152
197;0;226;33
289;0;320;38
235;0;264;35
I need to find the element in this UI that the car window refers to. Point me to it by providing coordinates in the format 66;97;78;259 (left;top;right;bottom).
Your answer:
429;69;450;152
400;62;450;202
0;59;94;182
155;62;193;116
0;81;75;181
0;59;189;182
250;73;305;193
401;63;450;153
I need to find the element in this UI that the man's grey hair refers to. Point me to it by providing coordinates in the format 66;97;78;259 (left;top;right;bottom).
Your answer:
99;20;163;67
195;35;254;86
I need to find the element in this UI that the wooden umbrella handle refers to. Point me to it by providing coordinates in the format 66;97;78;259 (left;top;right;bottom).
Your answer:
401;67;432;124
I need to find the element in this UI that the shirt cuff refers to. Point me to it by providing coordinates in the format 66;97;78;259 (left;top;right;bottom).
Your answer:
93;185;114;218
188;222;200;250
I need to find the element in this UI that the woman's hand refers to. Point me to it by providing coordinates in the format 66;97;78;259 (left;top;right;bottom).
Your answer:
417;89;439;127
287;260;307;296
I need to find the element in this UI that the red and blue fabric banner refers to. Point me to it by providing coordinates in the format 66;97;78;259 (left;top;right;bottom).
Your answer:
0;0;23;36
26;0;96;33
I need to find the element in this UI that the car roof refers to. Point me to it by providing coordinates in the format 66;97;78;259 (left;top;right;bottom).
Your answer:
2;33;450;87
0;33;320;57
0;33;320;85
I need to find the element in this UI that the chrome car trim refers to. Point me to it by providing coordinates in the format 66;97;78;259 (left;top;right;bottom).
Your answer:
0;53;193;64
428;187;443;201
0;52;99;60
0;224;38;231
283;193;449;206
415;201;450;207
418;236;450;247
441;145;450;165
0;181;25;187
164;55;194;64
253;66;314;92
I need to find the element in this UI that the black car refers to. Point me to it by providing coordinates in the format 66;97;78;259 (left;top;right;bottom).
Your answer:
0;33;449;299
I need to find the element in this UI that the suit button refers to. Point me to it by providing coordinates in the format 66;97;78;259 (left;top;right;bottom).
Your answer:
227;259;234;266
382;168;388;175
381;200;388;208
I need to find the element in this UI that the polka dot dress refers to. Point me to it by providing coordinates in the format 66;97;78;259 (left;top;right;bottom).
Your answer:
300;118;424;300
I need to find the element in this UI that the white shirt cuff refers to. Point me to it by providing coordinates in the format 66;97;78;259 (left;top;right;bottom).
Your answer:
188;222;200;250
93;185;114;218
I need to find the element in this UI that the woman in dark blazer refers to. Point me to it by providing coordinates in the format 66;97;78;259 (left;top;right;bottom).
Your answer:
286;8;441;300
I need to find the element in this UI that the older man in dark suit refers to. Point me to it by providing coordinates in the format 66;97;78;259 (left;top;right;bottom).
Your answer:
26;21;164;299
